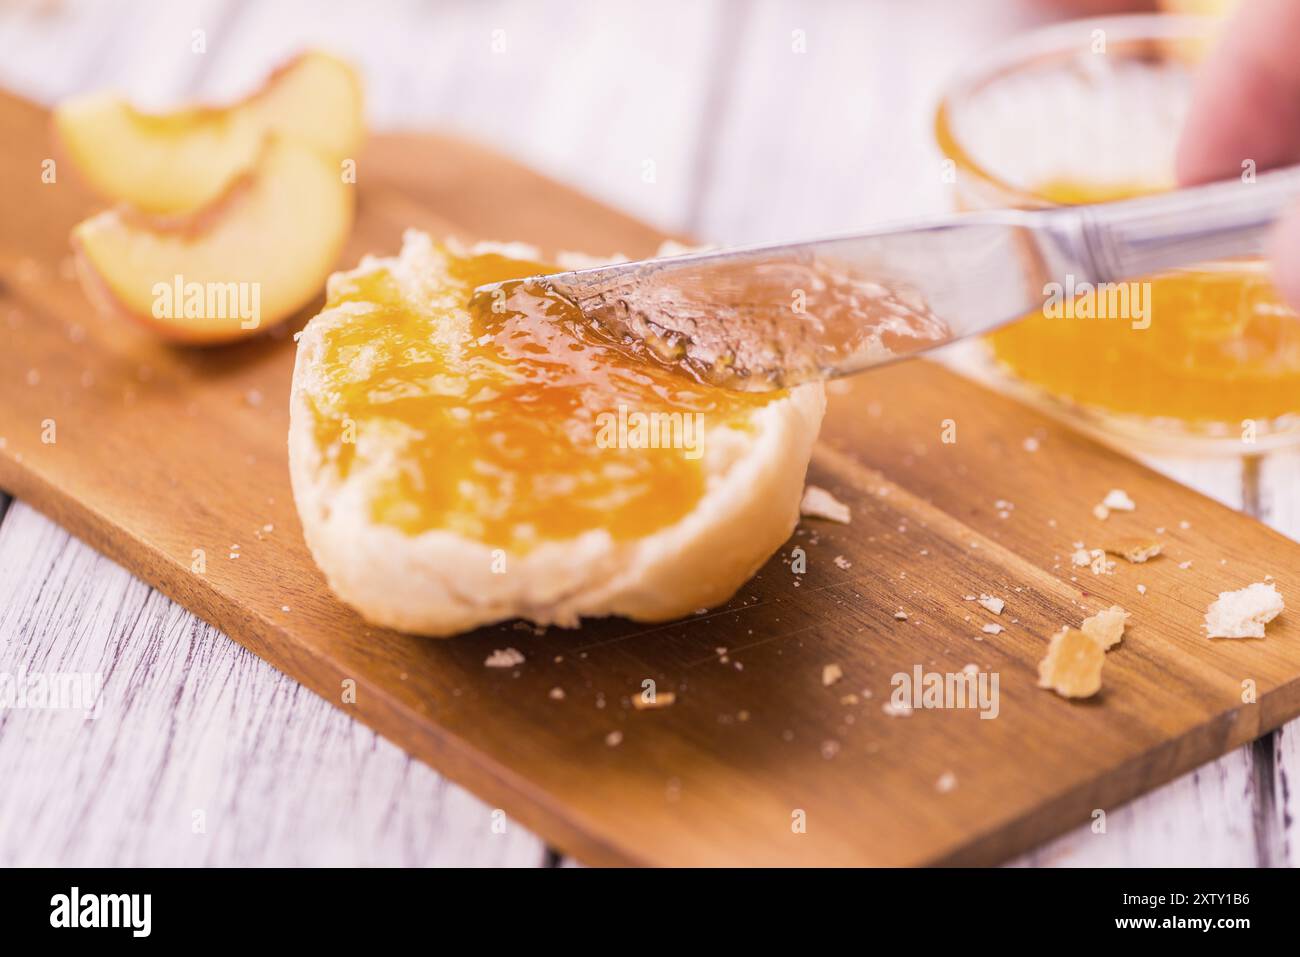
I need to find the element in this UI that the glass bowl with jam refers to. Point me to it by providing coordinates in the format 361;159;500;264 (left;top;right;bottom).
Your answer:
934;13;1300;454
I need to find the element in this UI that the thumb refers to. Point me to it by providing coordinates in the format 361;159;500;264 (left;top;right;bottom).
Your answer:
1175;0;1300;312
1175;0;1300;185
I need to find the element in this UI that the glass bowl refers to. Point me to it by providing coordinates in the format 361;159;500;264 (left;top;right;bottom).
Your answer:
934;14;1300;455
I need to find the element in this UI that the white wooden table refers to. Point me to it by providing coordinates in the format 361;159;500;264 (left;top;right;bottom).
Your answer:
1;0;1297;866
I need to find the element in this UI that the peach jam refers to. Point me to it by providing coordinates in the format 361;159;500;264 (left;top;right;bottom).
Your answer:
986;180;1300;425
307;246;770;550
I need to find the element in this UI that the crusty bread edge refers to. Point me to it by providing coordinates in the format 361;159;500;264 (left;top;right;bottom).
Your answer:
288;233;826;637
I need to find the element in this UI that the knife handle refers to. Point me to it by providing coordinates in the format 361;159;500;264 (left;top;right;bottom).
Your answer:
1075;163;1300;283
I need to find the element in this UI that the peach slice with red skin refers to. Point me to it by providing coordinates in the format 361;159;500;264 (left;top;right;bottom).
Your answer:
73;136;355;343
55;51;363;215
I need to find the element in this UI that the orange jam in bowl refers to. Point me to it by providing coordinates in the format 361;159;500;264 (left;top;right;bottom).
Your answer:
985;180;1300;430
306;243;771;551
935;14;1300;450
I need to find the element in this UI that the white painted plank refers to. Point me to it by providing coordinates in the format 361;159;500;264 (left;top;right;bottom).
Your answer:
0;502;547;866
185;0;727;234
0;0;233;104
1;0;724;231
1260;448;1300;542
1274;720;1299;867
1010;747;1262;866
1258;447;1300;867
692;0;1051;242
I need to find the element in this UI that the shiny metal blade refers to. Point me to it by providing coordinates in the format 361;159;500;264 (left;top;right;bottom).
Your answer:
473;166;1300;392
492;211;1078;392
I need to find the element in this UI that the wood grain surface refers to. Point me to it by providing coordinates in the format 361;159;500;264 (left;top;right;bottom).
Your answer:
3;79;1300;865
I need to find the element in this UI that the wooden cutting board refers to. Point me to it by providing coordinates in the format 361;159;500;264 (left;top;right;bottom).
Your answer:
3;88;1299;866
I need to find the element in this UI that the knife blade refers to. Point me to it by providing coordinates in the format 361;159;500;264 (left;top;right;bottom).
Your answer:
474;164;1300;392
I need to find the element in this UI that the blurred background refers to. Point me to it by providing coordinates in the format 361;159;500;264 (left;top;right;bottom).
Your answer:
0;0;1065;241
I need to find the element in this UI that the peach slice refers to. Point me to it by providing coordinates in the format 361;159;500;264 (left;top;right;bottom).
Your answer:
54;51;363;214
73;136;354;343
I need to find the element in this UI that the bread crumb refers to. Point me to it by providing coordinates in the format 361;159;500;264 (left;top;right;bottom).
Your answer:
548;686;566;700
1037;627;1105;698
833;555;853;570
632;691;676;710
605;730;623;747
1137;584;1147;595
1204;582;1284;639
1106;539;1162;563
1103;489;1136;511
1093;504;1110;521
893;609;908;620
978;594;1005;615
822;663;844;686
485;647;525;668
1023;437;1040;452
936;771;957;793
882;701;912;717
800;485;851;524
1081;605;1129;650
1073;547;1115;575
1178;560;1193;570
981;623;1003;635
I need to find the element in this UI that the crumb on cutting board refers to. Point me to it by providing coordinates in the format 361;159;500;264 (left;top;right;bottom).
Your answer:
485;647;525;668
1103;488;1136;511
800;485;851;524
1205;581;1284;639
1106;539;1163;564
631;691;676;710
1037;627;1106;699
1038;604;1129;699
1081;605;1129;650
1072;546;1115;575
